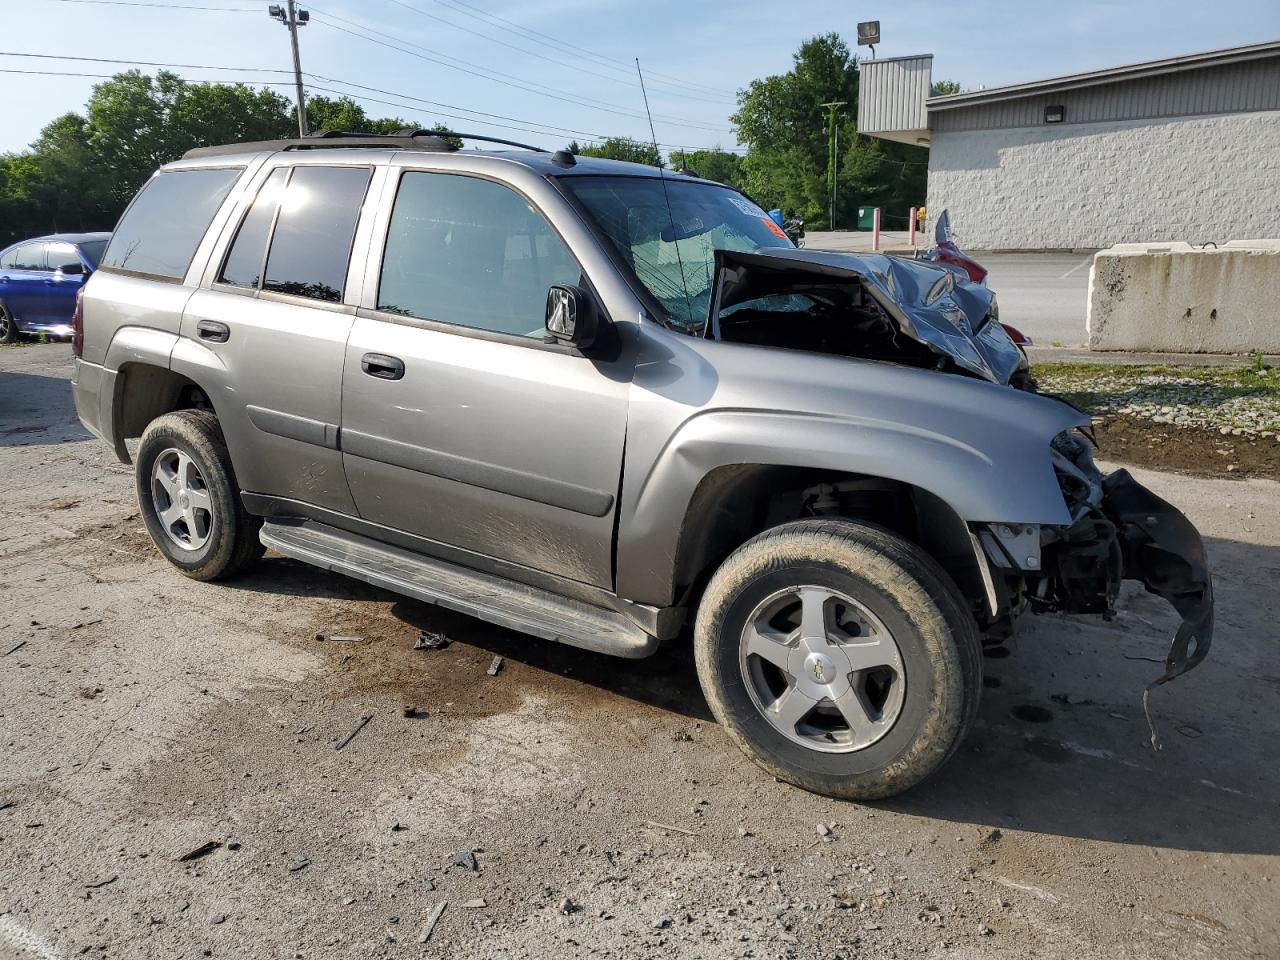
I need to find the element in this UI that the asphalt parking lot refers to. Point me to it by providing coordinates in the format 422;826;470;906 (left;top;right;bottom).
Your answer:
2;342;1278;959
806;232;1093;348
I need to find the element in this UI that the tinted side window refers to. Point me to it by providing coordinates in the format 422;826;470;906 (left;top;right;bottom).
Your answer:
262;166;371;303
102;167;241;279
11;243;46;271
46;243;83;272
218;167;288;289
377;172;581;337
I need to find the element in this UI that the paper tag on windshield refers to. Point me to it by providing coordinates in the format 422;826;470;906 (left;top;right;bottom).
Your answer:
729;196;766;217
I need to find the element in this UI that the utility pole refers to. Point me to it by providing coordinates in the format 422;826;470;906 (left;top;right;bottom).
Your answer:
269;2;309;136
820;100;847;230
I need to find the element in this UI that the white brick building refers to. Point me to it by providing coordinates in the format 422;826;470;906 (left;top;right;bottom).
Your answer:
858;42;1280;250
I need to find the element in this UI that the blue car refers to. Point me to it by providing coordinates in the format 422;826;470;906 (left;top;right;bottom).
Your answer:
0;232;111;342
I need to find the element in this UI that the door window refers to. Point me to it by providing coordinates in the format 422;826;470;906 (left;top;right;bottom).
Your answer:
377;172;581;337
218;167;289;289
5;243;45;271
45;243;83;273
261;165;372;303
101;167;242;279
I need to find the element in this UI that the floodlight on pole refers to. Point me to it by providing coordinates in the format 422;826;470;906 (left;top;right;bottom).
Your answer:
857;20;880;58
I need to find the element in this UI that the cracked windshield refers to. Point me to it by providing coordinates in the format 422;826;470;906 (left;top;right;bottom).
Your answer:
563;176;794;331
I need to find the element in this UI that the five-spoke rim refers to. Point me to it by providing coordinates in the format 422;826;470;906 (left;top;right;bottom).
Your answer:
150;447;214;552
0;310;11;339
739;585;906;754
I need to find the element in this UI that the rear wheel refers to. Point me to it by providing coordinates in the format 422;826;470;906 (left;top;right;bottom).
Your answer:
135;410;264;580
694;518;981;800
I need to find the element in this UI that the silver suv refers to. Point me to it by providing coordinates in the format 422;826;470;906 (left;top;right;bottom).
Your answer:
71;131;1212;799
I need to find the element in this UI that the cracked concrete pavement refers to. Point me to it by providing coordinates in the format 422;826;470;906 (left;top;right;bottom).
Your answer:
1;342;1278;959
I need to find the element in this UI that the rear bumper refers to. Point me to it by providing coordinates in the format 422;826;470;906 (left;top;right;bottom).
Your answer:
71;357;106;442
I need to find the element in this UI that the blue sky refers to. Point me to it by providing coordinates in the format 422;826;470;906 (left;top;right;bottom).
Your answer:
2;0;1277;154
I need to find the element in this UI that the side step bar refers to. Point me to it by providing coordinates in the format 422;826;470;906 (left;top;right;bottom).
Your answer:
259;519;660;659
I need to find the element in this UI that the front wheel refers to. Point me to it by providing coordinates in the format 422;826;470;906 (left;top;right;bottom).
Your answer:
135;410;264;581
694;519;981;800
0;306;17;344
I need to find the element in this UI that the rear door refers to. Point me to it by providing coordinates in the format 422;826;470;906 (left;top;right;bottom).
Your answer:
339;168;631;588
177;160;380;514
0;242;47;324
40;242;89;326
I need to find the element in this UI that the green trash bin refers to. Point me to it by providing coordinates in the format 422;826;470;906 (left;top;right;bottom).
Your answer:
857;206;880;231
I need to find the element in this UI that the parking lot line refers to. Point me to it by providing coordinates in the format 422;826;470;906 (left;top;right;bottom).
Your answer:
1059;256;1094;280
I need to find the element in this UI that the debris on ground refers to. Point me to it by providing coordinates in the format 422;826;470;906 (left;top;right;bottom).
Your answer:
5;640;27;656
462;898;486;909
414;631;451;651
486;655;504;677
402;705;428;718
418;902;447;943
816;823;832;838
643;820;696;836
313;632;362;642
289;858;310;873
335;714;373;751
451;850;478;872
84;875;118;888
177;841;222;863
558;897;577;915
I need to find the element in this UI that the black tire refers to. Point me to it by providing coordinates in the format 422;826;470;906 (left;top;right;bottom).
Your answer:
694;518;982;800
0;305;17;344
135;410;264;581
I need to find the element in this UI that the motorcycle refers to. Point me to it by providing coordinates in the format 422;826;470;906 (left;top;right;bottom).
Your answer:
783;217;805;247
922;210;1036;391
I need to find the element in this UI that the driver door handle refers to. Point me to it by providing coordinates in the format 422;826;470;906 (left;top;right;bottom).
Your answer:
196;320;230;343
361;353;405;380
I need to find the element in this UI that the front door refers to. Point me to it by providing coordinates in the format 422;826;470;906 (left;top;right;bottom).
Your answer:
176;162;377;514
339;170;631;588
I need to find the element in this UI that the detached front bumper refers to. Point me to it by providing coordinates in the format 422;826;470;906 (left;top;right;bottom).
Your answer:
1102;469;1213;682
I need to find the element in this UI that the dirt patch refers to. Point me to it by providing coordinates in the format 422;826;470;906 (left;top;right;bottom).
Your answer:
1092;414;1280;481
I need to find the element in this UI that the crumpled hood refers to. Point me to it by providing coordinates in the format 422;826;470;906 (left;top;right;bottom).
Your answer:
710;247;1023;385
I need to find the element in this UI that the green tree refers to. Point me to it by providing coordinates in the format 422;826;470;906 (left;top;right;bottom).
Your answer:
568;136;661;167
930;79;961;96
730;33;929;228
666;148;743;186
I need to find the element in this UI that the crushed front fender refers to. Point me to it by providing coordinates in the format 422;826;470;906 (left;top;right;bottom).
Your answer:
1101;469;1214;682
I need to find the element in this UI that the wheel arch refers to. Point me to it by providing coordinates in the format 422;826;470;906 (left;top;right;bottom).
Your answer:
107;361;217;465
666;463;989;628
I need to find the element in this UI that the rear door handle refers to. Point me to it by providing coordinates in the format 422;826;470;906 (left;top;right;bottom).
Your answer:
196;320;230;343
361;353;405;380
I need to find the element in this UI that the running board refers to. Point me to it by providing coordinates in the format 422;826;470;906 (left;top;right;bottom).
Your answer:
259;520;660;659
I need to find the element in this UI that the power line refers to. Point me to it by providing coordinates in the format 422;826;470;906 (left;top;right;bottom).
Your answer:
39;0;259;10
370;0;735;107
309;15;733;134
0;58;744;153
424;0;738;99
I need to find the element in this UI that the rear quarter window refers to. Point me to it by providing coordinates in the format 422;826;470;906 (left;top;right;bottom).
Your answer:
101;167;242;280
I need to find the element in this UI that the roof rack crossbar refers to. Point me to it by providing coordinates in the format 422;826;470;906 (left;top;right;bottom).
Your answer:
182;129;549;161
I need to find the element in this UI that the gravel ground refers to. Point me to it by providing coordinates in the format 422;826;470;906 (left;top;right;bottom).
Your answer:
1035;363;1280;437
2;343;1279;960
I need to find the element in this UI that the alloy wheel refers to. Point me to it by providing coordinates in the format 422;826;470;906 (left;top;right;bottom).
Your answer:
150;448;215;551
739;585;906;753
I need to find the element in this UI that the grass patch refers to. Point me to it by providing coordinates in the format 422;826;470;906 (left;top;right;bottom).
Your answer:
1034;362;1280;434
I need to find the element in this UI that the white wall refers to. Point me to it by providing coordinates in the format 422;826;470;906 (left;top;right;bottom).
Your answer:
926;111;1280;250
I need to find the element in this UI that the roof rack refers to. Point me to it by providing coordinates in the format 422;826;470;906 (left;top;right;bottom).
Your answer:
182;128;550;161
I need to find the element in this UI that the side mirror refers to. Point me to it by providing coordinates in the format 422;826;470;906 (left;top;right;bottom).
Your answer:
59;262;85;276
545;284;598;348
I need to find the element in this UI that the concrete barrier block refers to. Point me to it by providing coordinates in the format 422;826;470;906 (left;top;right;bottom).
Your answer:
1087;241;1280;353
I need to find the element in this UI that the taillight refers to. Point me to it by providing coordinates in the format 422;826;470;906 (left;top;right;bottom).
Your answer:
1001;322;1033;347
72;287;85;358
